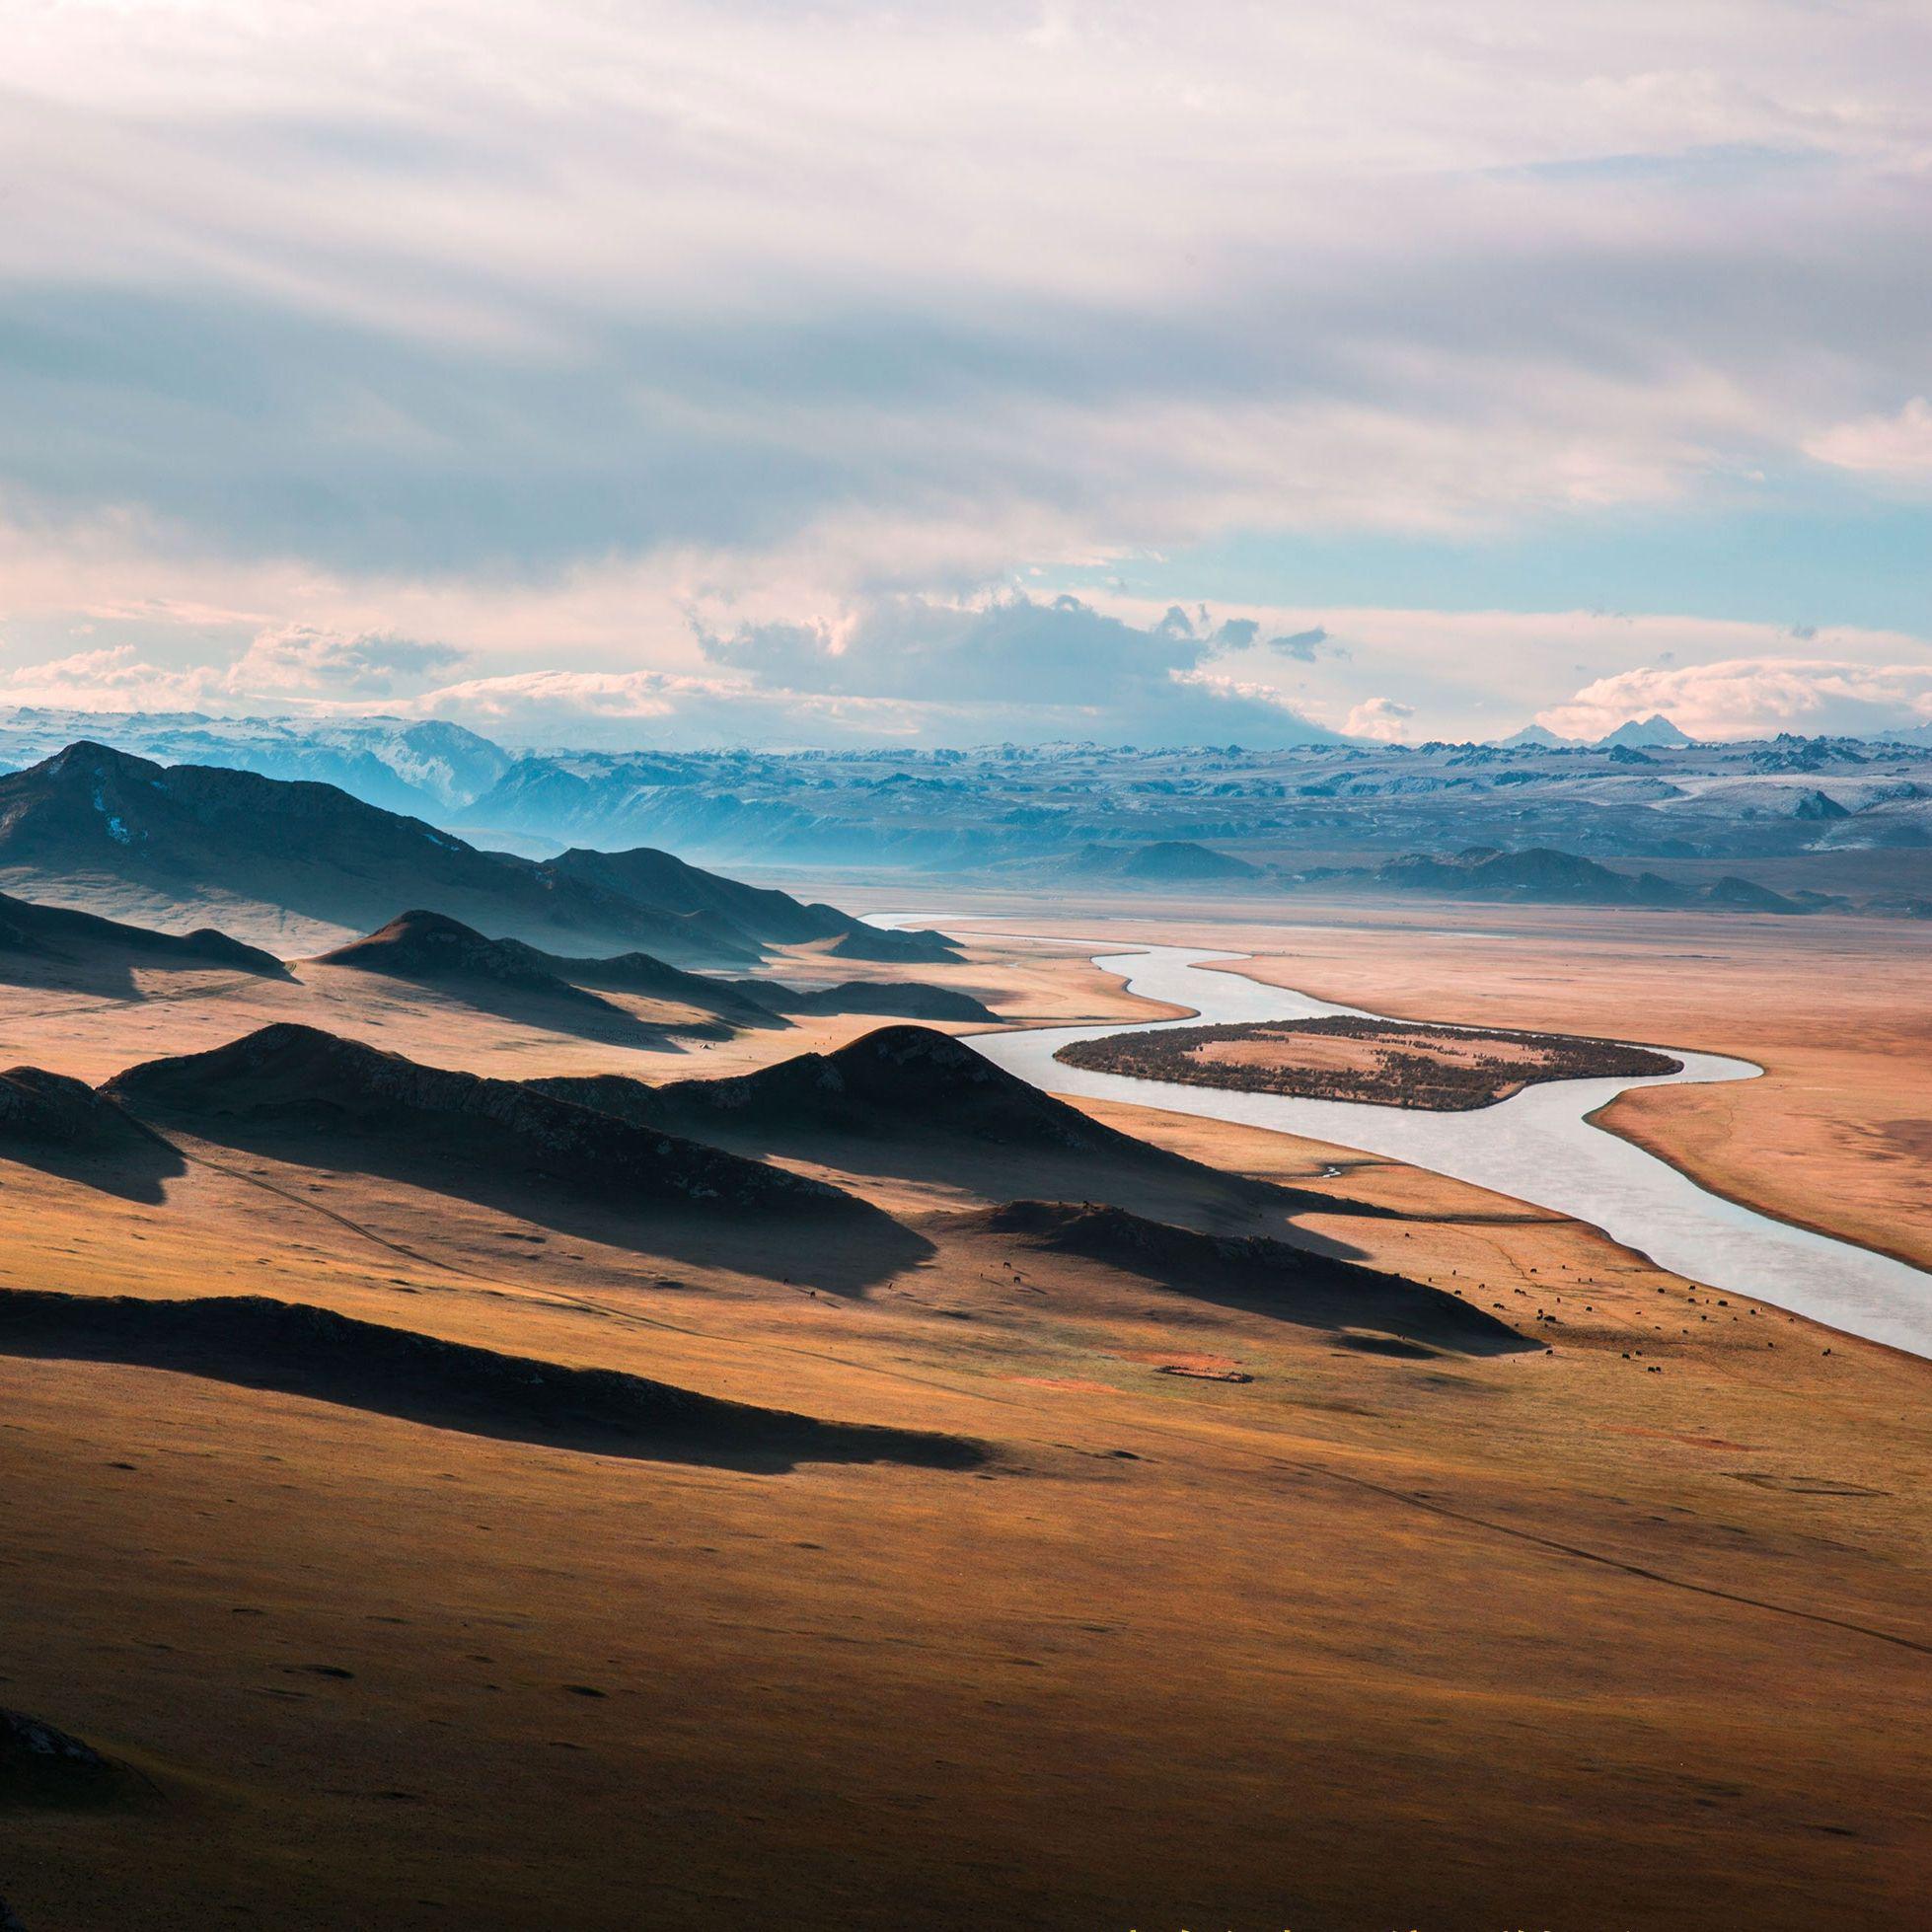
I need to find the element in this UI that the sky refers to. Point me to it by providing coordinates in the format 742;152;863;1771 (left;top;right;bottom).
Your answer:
1;0;1929;748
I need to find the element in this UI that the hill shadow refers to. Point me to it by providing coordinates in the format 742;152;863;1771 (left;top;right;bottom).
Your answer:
105;1025;935;1296
0;887;291;1002
0;1071;186;1205
985;1201;1536;1357
0;945;293;1005
698;1125;1384;1261
345;970;730;1052
0;1131;187;1207
146;1115;931;1296
0;1288;985;1473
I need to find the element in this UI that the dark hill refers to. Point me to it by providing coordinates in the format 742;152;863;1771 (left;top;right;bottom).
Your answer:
547;1027;1360;1235
1705;875;1807;914
504;938;780;1025
0;884;285;981
0;1067;152;1149
1075;841;1262;883
314;911;783;1039
524;1072;667;1130
104;1023;856;1219
0;1066;185;1203
532;1030;1120;1148
1;1706;133;1810
544;846;956;964
988;1201;1529;1355
1374;846;1671;904
0;1288;984;1473
0;743;944;965
744;979;997;1022
1371;845;1817;914
651;1025;1149;1151
316;909;609;1002
822;927;955;962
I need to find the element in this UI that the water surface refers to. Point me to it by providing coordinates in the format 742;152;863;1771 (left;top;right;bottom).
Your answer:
915;928;1931;1358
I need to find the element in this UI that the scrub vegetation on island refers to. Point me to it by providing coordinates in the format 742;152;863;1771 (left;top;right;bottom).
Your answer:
1057;1014;1682;1110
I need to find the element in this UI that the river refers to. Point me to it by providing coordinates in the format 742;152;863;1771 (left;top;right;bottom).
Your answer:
879;925;1931;1358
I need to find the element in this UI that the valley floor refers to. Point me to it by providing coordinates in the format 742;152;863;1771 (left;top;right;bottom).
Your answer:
0;914;1926;1929
880;890;1932;1275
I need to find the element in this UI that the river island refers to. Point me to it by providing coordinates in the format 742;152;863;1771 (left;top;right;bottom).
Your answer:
1055;1014;1682;1111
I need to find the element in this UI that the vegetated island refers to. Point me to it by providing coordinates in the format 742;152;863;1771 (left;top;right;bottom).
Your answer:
1055;1016;1683;1111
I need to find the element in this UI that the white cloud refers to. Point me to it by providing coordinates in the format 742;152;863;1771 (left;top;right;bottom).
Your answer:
698;592;1338;743
0;645;221;711
1805;397;1932;480
1344;696;1415;742
230;625;467;696
0;0;1925;651
0;627;465;714
2;0;1929;750
1537;658;1932;742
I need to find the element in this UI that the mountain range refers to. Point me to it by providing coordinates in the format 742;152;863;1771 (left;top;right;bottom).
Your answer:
3;715;1927;902
313;908;992;1027
0;742;956;963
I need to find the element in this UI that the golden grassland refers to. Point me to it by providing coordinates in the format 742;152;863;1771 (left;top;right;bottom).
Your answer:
0;919;1926;1930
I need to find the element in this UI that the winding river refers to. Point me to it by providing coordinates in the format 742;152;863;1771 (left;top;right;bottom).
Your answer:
883;924;1932;1358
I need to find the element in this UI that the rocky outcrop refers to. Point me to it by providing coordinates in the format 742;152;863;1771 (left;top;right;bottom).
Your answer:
0;1707;121;1809
0;1068;154;1150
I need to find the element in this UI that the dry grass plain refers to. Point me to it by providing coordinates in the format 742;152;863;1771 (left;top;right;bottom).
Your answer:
0;917;1927;1930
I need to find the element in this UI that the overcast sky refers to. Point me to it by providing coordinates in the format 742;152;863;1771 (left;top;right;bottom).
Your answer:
2;0;1929;746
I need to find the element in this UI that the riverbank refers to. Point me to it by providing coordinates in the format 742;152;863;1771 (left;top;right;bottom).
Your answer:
872;895;1930;1279
1200;908;1932;1280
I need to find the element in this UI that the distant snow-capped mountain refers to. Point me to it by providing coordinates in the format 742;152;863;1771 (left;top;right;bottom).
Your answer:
0;710;512;814
1594;713;1693;750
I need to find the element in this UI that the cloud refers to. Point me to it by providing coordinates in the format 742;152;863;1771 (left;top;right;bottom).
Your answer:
230;626;468;695
0;626;466;713
0;0;1927;648
688;591;1335;745
1344;697;1415;741
1805;397;1932;480
1267;626;1330;662
1536;658;1932;742
9;581;1926;750
0;645;220;710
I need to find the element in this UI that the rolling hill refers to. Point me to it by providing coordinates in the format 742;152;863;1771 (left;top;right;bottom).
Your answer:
315;910;784;1033
1073;840;1263;882
104;1022;864;1219
0;1287;980;1472
749;979;998;1022
0;742;952;964
1370;846;1812;913
540;845;956;963
532;1024;1340;1223
0;885;285;983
